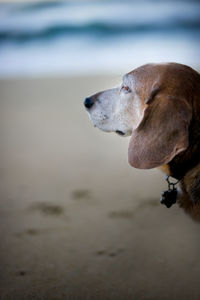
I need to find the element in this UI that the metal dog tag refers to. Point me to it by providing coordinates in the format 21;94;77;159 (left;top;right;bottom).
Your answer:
160;176;179;208
160;189;177;208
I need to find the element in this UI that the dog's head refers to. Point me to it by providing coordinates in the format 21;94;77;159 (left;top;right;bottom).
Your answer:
84;63;197;169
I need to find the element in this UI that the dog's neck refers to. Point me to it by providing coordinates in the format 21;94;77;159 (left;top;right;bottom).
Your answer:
162;118;200;221
176;162;200;221
168;117;200;181
167;118;200;221
169;148;200;181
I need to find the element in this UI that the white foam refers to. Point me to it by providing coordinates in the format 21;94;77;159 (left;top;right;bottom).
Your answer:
0;32;199;78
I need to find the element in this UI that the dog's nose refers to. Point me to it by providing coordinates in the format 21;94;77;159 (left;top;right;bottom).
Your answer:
84;97;94;109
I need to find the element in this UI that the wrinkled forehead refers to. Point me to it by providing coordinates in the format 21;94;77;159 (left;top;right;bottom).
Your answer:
122;69;152;103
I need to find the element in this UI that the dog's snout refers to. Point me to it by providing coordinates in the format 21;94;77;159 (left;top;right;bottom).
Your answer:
84;97;94;109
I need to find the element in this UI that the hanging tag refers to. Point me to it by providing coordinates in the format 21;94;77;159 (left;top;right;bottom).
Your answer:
160;176;179;208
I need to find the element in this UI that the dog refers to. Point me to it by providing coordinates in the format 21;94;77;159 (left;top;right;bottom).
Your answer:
84;63;200;221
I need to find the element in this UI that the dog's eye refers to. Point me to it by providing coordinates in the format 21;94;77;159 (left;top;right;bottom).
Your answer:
120;85;131;94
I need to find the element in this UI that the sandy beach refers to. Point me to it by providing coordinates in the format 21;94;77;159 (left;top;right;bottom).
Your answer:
0;75;200;300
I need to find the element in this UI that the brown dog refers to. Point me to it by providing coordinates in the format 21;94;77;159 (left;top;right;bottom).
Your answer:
84;63;200;221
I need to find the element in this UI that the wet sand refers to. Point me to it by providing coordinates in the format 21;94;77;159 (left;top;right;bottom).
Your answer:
0;75;200;300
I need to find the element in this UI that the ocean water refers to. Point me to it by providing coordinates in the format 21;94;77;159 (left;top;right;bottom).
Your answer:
0;0;200;77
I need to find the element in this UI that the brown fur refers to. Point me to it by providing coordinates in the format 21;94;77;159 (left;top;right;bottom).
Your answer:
158;164;171;175
128;63;200;221
178;164;200;221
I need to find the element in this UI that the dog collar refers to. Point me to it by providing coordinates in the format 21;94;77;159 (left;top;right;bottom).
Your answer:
160;176;180;208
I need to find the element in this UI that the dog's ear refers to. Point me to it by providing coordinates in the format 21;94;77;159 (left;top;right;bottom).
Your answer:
128;92;192;169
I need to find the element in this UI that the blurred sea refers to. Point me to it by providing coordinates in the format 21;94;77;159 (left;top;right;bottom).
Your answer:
0;0;200;77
